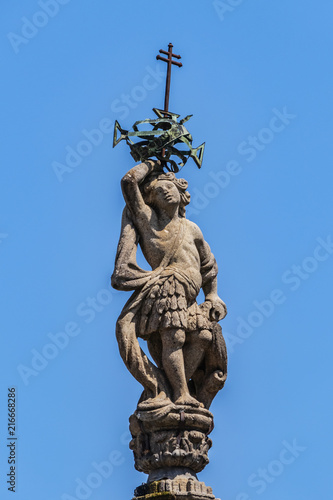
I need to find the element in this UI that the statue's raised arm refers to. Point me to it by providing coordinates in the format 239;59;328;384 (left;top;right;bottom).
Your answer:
120;160;160;221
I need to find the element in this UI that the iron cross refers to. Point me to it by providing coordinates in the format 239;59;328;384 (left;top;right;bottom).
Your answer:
156;43;182;114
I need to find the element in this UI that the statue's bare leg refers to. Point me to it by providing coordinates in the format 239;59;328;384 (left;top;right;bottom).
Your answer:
183;329;212;381
160;328;199;406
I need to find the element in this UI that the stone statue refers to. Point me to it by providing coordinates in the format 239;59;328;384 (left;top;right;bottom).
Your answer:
111;159;228;500
112;159;227;408
111;43;228;500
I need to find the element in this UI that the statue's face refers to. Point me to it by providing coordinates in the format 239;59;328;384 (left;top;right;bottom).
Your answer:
150;180;181;209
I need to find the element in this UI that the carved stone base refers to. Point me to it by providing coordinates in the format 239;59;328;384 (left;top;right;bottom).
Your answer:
132;469;220;500
129;404;220;499
129;404;214;474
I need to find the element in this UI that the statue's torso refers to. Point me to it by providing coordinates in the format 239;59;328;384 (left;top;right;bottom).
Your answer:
138;217;202;287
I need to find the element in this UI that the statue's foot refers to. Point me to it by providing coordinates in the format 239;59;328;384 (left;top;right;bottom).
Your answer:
151;391;169;402
174;394;203;408
138;391;172;409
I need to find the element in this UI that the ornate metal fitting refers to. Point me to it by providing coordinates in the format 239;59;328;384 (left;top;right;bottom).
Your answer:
113;108;205;173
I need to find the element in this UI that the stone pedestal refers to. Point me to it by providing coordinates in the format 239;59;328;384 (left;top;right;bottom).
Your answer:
129;403;220;499
133;475;220;500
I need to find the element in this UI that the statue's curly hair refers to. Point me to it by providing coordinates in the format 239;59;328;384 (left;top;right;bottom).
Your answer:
141;171;191;218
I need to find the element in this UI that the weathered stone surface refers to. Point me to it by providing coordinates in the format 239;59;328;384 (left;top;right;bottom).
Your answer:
129;406;213;474
133;476;220;499
112;160;227;410
111;159;227;500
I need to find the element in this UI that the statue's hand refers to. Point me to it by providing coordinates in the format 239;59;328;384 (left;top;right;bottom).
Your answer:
145;159;163;172
205;295;227;321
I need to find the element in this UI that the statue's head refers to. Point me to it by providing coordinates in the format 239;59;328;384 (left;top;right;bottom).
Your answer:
142;172;190;217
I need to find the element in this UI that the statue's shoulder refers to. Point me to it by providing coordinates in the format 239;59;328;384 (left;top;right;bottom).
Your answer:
183;218;204;240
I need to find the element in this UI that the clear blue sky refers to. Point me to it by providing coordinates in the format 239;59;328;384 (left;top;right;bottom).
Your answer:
1;1;332;499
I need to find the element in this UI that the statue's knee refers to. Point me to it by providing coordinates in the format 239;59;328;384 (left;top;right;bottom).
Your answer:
174;329;186;348
198;329;213;347
162;328;185;349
